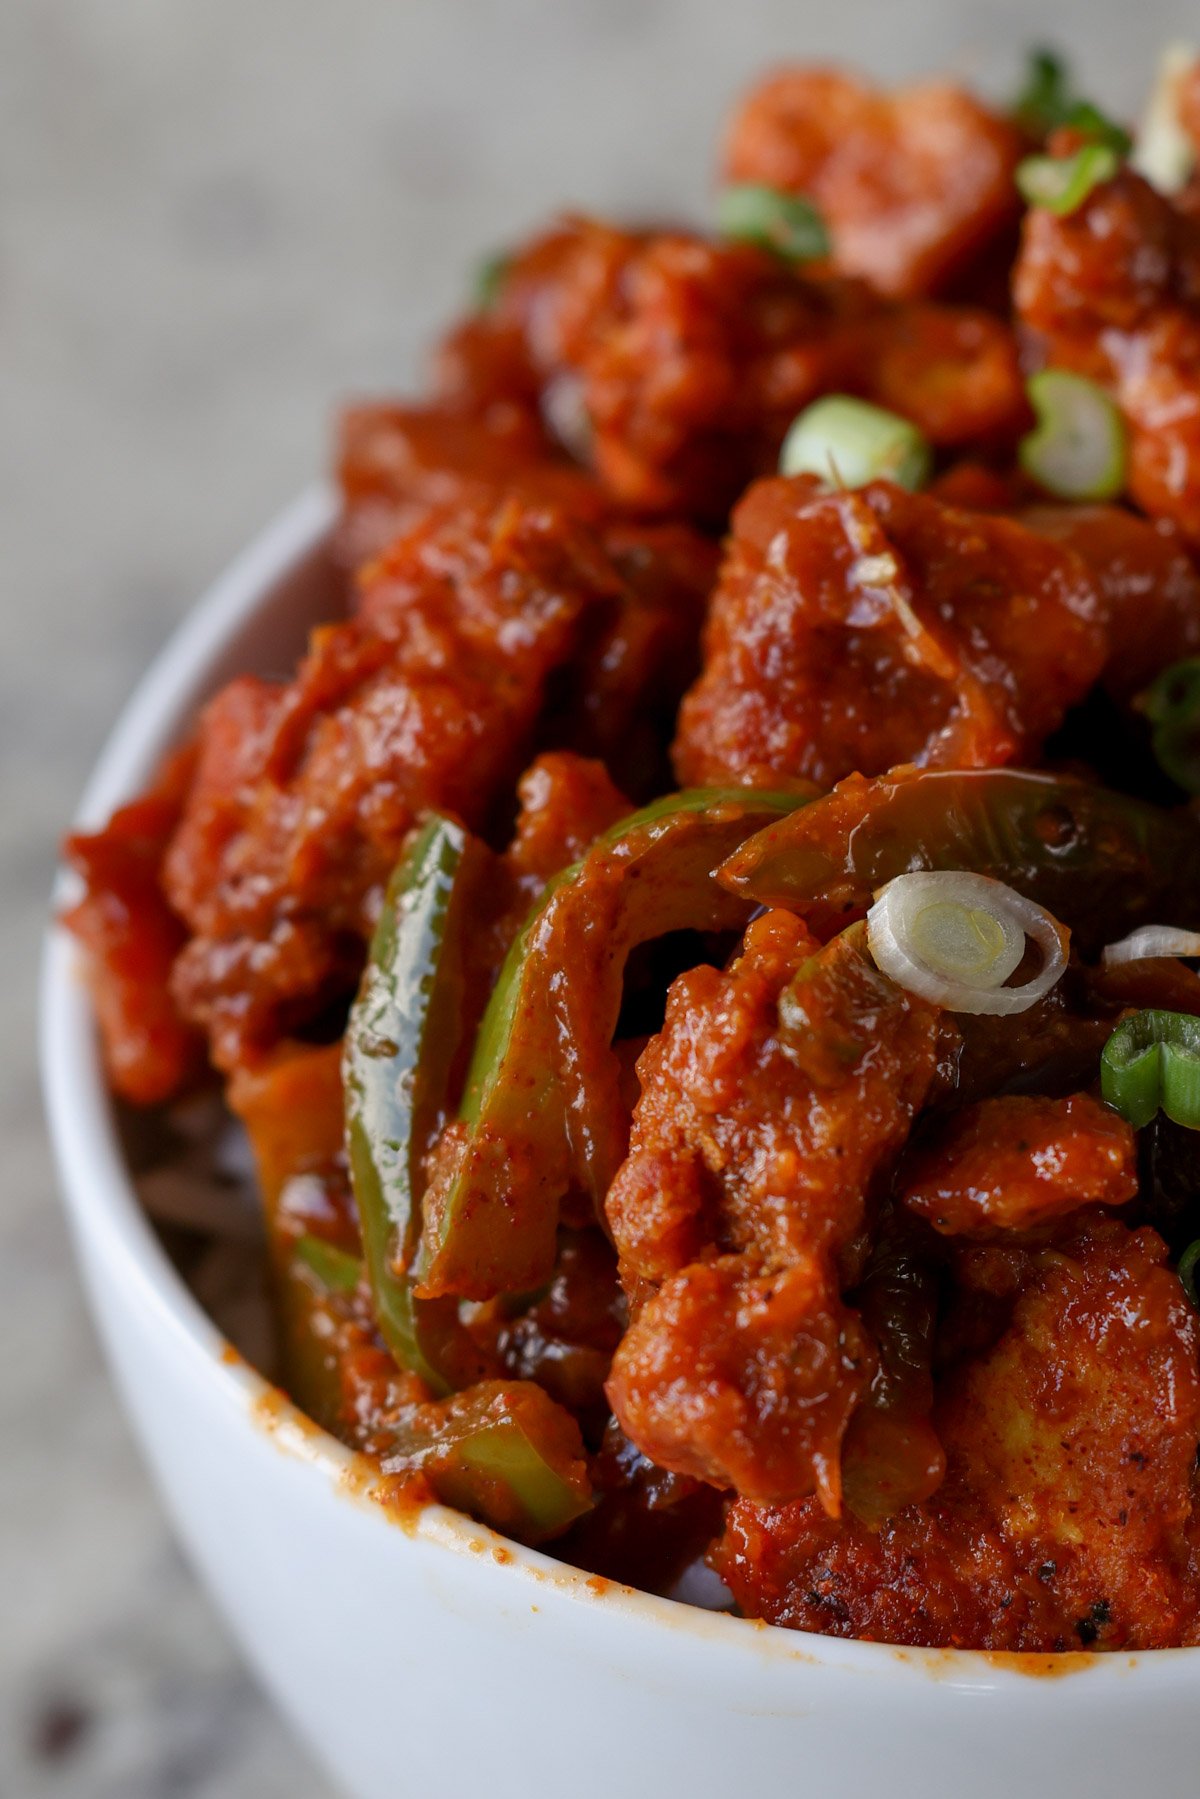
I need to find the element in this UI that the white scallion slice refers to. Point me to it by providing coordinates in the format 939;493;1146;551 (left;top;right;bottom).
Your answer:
1101;924;1200;966
1131;44;1199;194
779;395;932;492
866;871;1069;1015
1018;369;1128;501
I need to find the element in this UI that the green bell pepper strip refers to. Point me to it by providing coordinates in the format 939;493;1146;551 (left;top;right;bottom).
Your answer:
416;786;815;1302
1100;1010;1200;1130
294;1234;362;1296
344;815;494;1395
717;766;1200;957
381;1380;593;1544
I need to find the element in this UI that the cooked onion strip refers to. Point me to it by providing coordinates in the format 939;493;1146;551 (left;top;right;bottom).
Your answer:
866;871;1069;1014
1101;924;1200;966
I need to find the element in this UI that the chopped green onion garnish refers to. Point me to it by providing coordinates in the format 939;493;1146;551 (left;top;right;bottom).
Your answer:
295;1234;363;1295
1100;1009;1200;1130
1065;103;1132;158
867;870;1068;1016
1012;46;1132;153
1018;369;1127;500
779;395;932;491
473;250;511;311
716;183;831;263
1016;144;1120;215
1014;47;1071;136
1179;1239;1200;1310
1139;657;1200;792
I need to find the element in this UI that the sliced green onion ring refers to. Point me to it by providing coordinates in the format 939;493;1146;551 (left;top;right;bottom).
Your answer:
1179;1239;1200;1310
1140;656;1200;792
779;395;932;492
1101;924;1200;966
1016;144;1120;215
866;871;1069;1015
716;183;831;263
1018;369;1127;501
1100;1009;1200;1129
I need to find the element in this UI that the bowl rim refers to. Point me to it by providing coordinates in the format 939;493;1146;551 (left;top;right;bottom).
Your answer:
40;481;1200;1694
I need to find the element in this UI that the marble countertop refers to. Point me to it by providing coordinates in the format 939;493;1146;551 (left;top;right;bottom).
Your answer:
3;0;1192;1792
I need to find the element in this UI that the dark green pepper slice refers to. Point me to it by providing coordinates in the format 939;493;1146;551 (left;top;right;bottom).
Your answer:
345;815;493;1394
417;787;814;1301
718;766;1200;956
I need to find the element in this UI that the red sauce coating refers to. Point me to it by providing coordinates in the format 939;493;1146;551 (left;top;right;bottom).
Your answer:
674;476;1106;788
1014;154;1200;543
63;55;1200;1650
900;1093;1138;1237
64;745;204;1104
716;1223;1200;1650
722;67;1024;299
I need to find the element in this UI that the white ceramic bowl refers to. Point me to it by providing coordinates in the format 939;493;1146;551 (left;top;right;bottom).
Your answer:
42;487;1200;1799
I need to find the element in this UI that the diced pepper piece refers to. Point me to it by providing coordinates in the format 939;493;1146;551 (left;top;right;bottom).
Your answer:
382;1380;593;1544
418;788;814;1301
718;766;1200;955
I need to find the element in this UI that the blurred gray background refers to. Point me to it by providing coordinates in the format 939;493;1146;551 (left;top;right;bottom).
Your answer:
3;1;1196;1793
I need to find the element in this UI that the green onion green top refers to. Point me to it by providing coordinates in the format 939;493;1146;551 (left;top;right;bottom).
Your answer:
1014;48;1071;135
716;183;831;263
1179;1240;1200;1311
1018;369;1127;500
779;395;932;492
1100;1009;1200;1130
1012;46;1132;154
473;250;511;311
1066;102;1134;158
1140;657;1200;793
